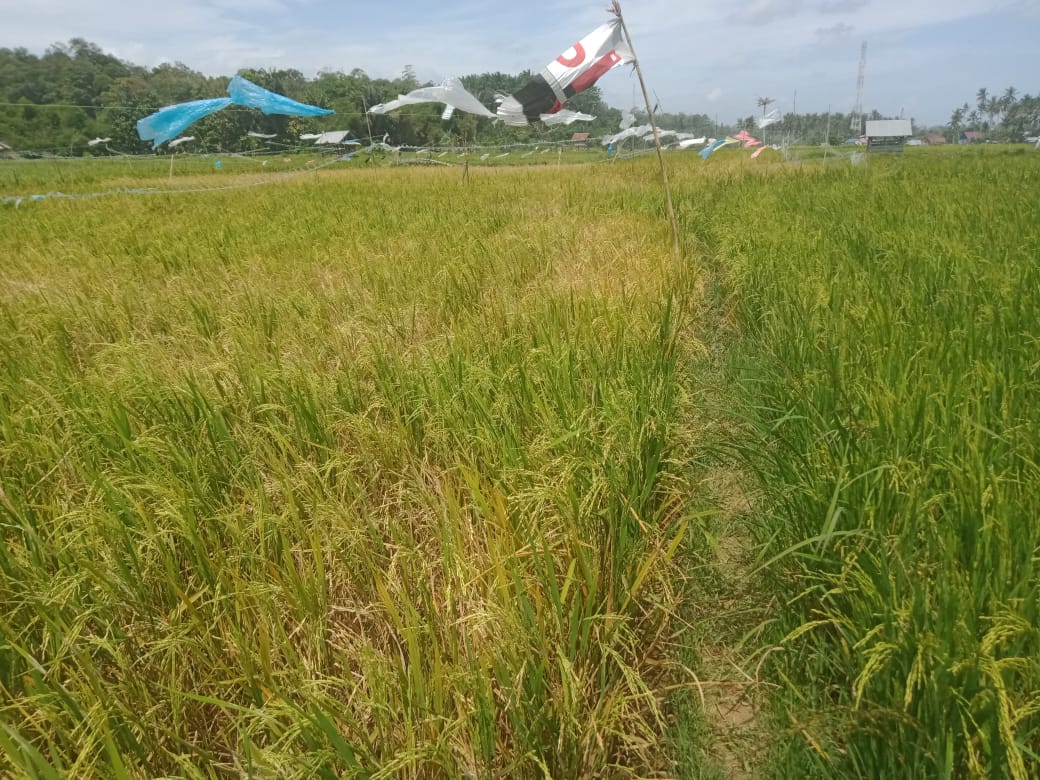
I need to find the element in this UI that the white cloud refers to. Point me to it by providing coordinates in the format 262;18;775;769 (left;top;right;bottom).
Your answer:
730;0;804;26
817;0;871;13
815;21;855;44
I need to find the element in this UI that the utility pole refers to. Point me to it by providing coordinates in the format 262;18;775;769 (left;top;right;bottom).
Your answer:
824;105;832;161
850;41;867;136
611;0;681;260
792;89;797;144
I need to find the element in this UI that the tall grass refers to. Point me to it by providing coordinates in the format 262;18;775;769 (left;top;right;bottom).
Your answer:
689;154;1040;776
0;162;701;776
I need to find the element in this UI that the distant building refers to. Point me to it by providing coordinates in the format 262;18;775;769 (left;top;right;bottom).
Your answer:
960;131;982;144
865;119;913;153
570;132;590;147
924;133;947;145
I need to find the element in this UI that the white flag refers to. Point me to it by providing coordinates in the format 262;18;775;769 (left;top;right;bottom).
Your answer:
497;20;633;126
756;109;781;129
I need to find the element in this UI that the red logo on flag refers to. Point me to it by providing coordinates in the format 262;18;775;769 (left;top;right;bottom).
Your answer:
556;43;586;68
569;51;621;94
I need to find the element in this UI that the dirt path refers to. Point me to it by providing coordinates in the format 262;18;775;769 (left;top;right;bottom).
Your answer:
668;266;775;779
692;466;772;779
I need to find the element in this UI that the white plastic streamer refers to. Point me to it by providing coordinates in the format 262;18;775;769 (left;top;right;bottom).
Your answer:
756;109;781;129
605;124;652;145
369;77;496;119
539;110;596;126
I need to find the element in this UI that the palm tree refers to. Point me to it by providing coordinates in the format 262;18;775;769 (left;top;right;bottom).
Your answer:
1000;86;1018;122
976;87;989;116
755;96;776;141
987;96;1001;129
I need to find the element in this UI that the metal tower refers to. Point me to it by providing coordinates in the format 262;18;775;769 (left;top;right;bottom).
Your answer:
850;41;867;135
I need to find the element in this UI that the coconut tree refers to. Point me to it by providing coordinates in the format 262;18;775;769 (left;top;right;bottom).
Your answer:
1002;86;1018;111
986;96;1001;132
950;106;965;139
976;87;989;116
755;96;776;142
999;86;1018;134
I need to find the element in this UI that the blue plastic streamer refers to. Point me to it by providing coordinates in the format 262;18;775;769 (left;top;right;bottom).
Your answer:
136;76;332;148
137;97;233;149
226;76;334;117
699;138;728;161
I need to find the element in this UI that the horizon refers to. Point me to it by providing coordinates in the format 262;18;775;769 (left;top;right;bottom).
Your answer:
2;1;1037;126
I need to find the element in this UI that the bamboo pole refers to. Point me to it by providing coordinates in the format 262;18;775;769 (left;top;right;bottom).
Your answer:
611;0;681;260
824;105;831;162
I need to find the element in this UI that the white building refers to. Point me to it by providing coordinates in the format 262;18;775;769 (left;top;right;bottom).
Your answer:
865;119;913;153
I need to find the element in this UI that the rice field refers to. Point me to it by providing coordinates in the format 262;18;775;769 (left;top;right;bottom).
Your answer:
693;150;1040;778
0;147;610;194
1;148;1038;778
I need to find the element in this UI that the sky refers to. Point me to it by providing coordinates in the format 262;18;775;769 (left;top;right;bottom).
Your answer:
1;0;1037;126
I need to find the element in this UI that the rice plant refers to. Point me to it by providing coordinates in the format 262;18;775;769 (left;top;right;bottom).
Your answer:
689;152;1040;777
0;160;702;777
5;147;1035;778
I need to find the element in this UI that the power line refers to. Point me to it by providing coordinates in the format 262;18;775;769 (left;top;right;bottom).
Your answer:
1;141;638;206
0;154;347;206
0;101;361;114
0;101;138;109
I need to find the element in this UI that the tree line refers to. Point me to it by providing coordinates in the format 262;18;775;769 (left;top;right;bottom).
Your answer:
0;40;621;155
1;40;1035;155
734;86;1038;145
948;87;1040;142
